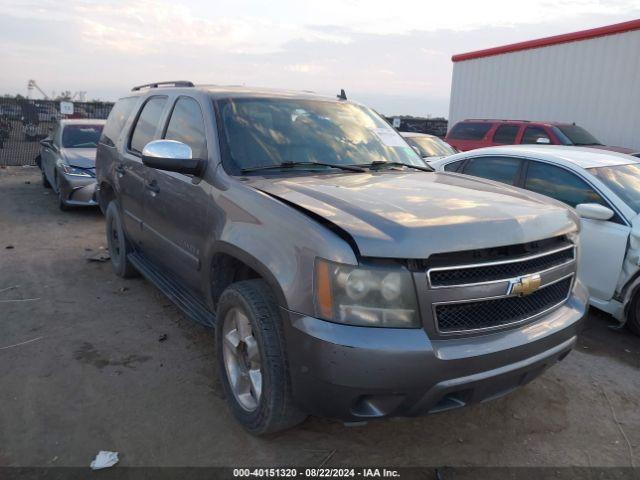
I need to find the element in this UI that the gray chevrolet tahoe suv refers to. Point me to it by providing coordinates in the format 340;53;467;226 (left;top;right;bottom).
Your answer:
96;81;588;435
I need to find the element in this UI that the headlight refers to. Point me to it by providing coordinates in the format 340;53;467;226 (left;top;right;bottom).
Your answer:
61;164;93;177
314;258;420;328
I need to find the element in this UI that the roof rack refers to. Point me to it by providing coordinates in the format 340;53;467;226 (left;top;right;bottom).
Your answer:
131;81;195;91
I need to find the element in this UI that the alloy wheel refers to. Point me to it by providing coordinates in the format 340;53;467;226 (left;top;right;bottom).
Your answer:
222;307;263;412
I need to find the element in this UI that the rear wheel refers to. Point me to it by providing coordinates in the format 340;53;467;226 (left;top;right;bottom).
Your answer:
105;201;138;278
626;290;640;336
216;280;306;435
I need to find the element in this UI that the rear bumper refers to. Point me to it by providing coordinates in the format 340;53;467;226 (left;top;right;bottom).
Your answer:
283;279;588;421
58;173;98;206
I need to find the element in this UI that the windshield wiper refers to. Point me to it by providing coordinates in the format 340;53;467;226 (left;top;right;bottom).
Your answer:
241;161;365;174
361;161;433;172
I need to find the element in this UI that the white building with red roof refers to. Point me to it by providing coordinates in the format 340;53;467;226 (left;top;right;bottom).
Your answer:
448;19;640;151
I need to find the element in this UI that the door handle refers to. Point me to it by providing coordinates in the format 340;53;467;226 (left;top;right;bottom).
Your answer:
146;179;160;197
115;164;126;177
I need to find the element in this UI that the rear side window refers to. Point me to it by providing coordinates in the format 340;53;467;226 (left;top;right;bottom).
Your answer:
462;156;522;185
521;126;551;144
164;97;208;159
525;162;606;208
448;122;492;140
493;125;519;144
444;159;464;172
130;96;167;154
101;97;137;147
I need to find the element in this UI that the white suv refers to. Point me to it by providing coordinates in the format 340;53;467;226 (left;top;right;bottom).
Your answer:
430;144;640;335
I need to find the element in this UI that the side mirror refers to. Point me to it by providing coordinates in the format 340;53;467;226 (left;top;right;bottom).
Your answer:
536;137;551;144
141;140;204;176
576;203;614;221
39;138;52;148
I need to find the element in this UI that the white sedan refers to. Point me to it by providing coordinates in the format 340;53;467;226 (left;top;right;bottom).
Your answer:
430;145;640;335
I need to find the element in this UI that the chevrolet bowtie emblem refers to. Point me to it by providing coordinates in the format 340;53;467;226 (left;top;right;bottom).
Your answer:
508;274;542;296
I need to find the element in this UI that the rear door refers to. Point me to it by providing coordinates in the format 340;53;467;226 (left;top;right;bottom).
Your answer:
523;160;629;301
459;155;525;186
491;124;519;146
119;96;168;245
141;95;211;293
445;122;493;151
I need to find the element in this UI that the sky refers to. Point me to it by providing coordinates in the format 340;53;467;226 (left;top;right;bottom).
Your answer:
1;0;639;117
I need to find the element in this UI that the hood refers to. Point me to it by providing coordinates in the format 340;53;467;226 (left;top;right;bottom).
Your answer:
61;148;97;169
247;172;577;259
586;145;635;154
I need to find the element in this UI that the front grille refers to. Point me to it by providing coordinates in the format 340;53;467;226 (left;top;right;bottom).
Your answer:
429;246;574;287
435;277;572;333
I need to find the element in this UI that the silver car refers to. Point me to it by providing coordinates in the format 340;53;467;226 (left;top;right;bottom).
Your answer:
400;132;457;162
39;119;105;210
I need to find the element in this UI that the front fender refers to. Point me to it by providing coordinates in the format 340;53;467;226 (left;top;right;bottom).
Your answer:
202;186;357;315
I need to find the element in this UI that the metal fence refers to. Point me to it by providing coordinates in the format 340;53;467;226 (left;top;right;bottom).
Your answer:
0;97;114;166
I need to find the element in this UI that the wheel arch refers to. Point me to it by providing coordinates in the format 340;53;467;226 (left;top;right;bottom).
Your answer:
98;180;116;214
205;242;289;312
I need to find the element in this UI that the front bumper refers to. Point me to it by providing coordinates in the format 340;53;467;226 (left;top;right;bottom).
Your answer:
283;279;588;421
58;173;98;206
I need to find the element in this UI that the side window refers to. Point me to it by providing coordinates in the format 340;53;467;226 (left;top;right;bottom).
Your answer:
163;97;208;159
101;97;137;147
521;126;551;144
493;125;519;144
448;122;492;140
462;156;522;185
129;96;167;154
525;162;606;208
444;159;464;172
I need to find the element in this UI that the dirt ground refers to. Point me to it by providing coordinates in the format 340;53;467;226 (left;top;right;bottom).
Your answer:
1;166;640;468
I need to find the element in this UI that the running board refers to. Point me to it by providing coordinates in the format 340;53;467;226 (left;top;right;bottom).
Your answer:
127;252;216;328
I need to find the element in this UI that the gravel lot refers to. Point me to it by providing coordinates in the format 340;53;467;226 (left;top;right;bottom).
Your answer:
1;166;639;469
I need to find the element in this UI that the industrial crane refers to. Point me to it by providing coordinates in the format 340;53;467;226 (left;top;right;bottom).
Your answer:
27;79;49;99
27;80;87;102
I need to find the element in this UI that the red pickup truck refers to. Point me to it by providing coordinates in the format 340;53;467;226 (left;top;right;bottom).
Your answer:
445;119;634;154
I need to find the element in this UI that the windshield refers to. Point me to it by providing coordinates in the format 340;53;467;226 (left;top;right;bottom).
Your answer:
62;124;104;148
554;125;602;146
217;98;423;173
589;163;640;213
404;136;457;157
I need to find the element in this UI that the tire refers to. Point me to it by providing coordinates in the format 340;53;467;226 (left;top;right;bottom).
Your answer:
105;201;138;278
216;279;306;435
41;169;51;188
56;178;69;211
626;290;640;336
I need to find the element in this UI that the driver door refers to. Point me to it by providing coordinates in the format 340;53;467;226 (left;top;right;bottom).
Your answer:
141;96;211;294
523;160;629;301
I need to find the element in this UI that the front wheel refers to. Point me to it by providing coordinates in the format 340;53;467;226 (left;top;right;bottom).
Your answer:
216;280;306;435
105;201;138;278
626;290;640;336
41;169;51;188
55;175;70;211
